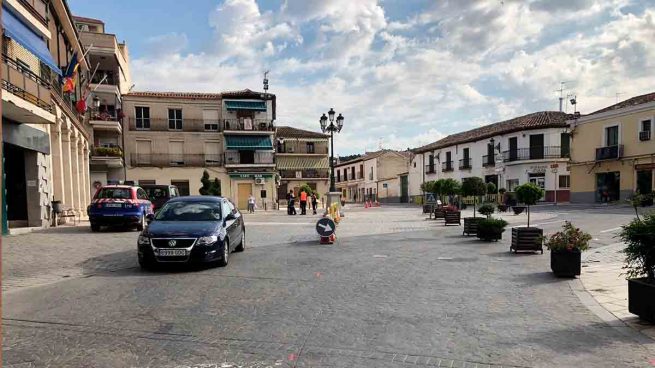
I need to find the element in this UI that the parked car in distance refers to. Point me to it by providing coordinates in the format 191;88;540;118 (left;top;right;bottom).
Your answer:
87;185;154;232
137;196;245;269
140;184;180;211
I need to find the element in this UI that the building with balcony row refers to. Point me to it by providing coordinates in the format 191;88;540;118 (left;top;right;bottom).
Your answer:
275;126;330;205
569;92;655;203
2;0;94;232
335;150;410;203
73;16;132;197
121;89;279;210
409;111;572;203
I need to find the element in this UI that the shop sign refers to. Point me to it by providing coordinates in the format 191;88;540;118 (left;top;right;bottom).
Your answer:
529;165;547;174
229;173;273;179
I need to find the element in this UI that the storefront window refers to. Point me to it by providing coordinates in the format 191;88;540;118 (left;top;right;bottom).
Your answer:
596;172;620;202
636;170;653;194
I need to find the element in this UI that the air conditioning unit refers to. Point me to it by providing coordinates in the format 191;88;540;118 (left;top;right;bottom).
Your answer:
255;178;265;185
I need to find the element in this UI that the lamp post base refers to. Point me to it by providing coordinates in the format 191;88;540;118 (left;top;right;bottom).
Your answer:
325;192;342;211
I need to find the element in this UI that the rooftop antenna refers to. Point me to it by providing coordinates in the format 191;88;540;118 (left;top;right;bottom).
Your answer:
615;92;624;104
263;70;269;93
378;138;383;150
565;92;576;113
554;81;569;112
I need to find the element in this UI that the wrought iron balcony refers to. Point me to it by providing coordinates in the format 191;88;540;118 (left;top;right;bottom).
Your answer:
2;53;53;113
482;154;495;167
425;164;436;174
502;146;567;162
459;158;472;169
130;154;223;167
640;131;651;141
223;118;274;132
595;145;623;161
280;170;329;179
91;146;123;157
224;151;274;165
442;161;454;172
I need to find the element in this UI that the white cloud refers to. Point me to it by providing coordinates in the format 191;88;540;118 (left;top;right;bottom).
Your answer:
130;0;655;154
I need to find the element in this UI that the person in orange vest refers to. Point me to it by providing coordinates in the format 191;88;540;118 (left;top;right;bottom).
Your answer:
299;190;308;215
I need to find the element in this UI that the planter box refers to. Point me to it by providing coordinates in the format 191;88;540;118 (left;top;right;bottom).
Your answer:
513;206;526;215
444;211;461;226
511;227;543;253
628;278;655;323
463;217;482;236
477;227;504;242
497;204;508;212
550;250;581;277
423;204;434;214
434;207;445;219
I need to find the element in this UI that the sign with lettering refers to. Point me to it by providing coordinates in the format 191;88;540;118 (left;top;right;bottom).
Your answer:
229;173;274;179
529;165;547;174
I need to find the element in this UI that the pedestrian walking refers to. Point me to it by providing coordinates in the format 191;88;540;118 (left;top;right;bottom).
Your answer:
311;193;318;215
247;194;255;213
287;190;296;215
300;190;308;215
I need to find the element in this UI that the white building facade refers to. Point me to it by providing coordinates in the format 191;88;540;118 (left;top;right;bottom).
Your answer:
410;111;572;203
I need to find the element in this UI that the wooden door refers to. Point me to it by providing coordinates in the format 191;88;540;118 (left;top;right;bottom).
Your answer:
237;183;251;210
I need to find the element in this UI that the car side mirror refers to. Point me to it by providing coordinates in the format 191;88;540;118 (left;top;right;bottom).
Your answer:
225;213;236;222
146;213;155;223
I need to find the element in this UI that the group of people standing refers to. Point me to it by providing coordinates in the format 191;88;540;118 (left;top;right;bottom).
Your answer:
287;189;318;215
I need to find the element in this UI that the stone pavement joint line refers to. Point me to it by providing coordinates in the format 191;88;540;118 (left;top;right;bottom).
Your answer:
3;318;528;368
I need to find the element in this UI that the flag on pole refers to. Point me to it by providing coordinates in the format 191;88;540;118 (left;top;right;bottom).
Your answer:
62;53;79;93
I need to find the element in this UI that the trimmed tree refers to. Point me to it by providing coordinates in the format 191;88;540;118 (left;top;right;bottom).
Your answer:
515;183;544;227
441;178;461;206
461;177;487;217
486;182;497;195
199;170;221;196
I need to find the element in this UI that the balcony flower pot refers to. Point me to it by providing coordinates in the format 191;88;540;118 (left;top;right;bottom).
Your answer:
476;218;507;242
628;278;655;323
619;213;655;322
463;217;482;236
511;227;543;253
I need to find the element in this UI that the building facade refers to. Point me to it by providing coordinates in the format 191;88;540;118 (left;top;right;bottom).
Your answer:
2;0;92;231
122;89;277;210
335;150;410;203
569;92;655;203
275;126;329;205
410;111;572;203
73;16;132;197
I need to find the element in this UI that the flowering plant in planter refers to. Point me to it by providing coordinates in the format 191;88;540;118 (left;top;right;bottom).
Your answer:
620;212;655;283
444;204;459;212
543;221;592;252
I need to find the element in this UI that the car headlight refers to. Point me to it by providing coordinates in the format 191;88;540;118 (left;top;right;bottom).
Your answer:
138;235;151;245
197;236;218;246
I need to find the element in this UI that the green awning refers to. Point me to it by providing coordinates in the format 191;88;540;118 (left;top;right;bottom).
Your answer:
225;135;273;150
277;156;330;170
225;100;267;111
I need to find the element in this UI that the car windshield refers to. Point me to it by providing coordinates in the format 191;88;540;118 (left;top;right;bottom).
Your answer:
145;187;168;199
95;188;131;199
155;201;221;221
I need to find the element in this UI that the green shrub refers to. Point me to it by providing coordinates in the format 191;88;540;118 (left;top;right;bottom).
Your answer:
498;188;507;194
486;182;497;194
478;203;495;218
477;218;508;241
94;146;122;157
619;212;655;282
542;221;592;252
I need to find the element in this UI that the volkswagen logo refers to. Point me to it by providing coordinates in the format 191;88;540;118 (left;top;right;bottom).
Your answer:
168;240;177;247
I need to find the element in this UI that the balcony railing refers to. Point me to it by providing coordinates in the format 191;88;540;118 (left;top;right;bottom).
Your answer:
482;154;495;167
425;164;436;174
91;112;118;121
2;54;54;113
127;118;221;132
223;118;274;132
130;154;223;167
502;146;567;162
640;131;651;141
459;158;472;169
595;145;624;161
224;152;275;165
280;170;330;179
442;161;454;172
91;146;123;158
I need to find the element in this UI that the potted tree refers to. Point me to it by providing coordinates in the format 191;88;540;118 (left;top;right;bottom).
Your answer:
441;179;462;225
543;222;592;277
511;183;544;254
461;177;487;235
432;179;447;219
620;212;655;322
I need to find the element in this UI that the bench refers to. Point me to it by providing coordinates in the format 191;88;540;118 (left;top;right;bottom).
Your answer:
53;204;78;226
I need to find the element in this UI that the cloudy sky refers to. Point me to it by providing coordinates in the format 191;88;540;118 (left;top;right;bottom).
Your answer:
69;0;654;155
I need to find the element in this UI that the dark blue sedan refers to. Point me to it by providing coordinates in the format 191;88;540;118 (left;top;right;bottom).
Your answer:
137;196;245;269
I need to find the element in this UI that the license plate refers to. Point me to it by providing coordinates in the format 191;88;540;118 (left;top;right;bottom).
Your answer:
158;249;187;256
105;203;122;208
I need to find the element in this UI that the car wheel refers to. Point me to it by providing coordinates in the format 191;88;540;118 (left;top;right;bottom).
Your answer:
91;223;100;232
136;214;145;231
234;228;245;252
217;239;229;267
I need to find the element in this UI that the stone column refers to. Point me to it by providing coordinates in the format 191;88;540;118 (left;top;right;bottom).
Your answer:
51;119;66;203
61;128;75;209
73;135;83;215
82;141;91;205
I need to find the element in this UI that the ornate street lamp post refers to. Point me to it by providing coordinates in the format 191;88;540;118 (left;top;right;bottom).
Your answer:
319;108;344;193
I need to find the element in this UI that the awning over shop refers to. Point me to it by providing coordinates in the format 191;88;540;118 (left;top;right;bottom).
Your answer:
225;100;267;111
225;135;273;150
2;5;62;75
276;156;330;170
